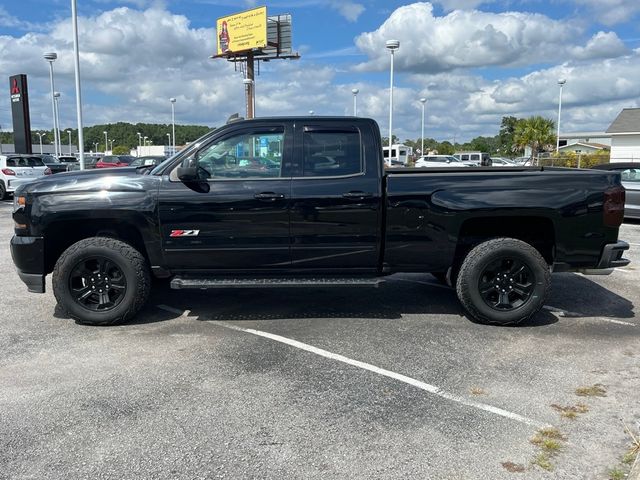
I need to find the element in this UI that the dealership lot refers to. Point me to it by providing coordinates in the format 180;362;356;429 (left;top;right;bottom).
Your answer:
0;201;638;479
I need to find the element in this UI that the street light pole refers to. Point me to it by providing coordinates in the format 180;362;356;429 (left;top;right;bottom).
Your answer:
71;0;85;169
44;52;59;158
103;131;108;154
170;98;176;154
556;79;566;154
166;132;171;152
420;98;427;157
37;133;45;154
352;88;359;116
54;92;61;156
137;132;142;156
386;40;400;167
67;130;72;154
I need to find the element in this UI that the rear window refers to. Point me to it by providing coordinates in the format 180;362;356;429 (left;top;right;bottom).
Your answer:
620;168;639;182
6;157;46;167
302;128;362;177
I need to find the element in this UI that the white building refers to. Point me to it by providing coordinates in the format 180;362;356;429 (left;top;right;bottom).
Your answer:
558;131;611;148
606;108;640;163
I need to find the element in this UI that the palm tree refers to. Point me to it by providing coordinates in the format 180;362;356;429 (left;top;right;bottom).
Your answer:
514;116;556;163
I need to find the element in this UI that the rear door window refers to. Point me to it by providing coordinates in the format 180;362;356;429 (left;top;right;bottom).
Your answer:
461;155;469;161
471;154;480;161
302;128;362;177
620;168;639;182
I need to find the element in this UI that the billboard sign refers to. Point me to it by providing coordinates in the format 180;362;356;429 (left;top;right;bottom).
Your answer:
216;6;267;55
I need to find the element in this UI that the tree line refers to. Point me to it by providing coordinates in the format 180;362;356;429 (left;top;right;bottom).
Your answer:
0;122;213;152
393;115;556;158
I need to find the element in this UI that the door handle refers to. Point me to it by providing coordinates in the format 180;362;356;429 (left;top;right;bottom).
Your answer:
254;192;285;201
342;191;373;199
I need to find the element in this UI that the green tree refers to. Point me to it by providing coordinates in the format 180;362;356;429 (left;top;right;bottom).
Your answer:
498;116;523;156
112;145;130;155
514;116;556;161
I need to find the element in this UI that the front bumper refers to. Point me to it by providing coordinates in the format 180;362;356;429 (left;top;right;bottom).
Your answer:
10;235;45;293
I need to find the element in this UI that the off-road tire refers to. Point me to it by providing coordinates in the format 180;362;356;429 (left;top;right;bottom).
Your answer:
53;237;150;326
456;238;550;325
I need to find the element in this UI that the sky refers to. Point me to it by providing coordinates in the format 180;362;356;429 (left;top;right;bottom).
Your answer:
1;0;639;143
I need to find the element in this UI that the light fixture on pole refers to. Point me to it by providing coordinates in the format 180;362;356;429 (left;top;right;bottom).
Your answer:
37;133;46;154
109;139;114;151
143;136;148;147
385;39;400;167
352;88;359;116
44;52;59;158
93;142;98;152
309;110;314;115
166;132;171;149
53;92;61;156
556;79;566;154
419;97;427;157
103;131;108;153
137;132;142;156
66;130;72;154
170;98;176;154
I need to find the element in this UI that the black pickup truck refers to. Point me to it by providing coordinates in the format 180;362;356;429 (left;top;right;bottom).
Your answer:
10;117;629;326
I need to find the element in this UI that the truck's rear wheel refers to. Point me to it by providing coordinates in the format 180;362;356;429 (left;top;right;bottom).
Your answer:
455;238;550;325
53;237;150;326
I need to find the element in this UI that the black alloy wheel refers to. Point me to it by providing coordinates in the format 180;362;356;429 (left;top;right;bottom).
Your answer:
68;257;127;311
478;258;534;311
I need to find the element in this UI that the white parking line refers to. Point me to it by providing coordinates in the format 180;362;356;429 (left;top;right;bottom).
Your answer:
543;305;636;326
157;304;188;315
213;321;548;428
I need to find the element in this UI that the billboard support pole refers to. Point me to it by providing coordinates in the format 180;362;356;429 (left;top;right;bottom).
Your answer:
246;52;255;119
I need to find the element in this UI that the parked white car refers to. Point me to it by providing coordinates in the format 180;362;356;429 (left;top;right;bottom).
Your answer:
0;155;51;200
415;155;472;168
490;157;517;166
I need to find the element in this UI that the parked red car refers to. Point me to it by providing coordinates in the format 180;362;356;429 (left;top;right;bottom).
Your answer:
95;155;135;169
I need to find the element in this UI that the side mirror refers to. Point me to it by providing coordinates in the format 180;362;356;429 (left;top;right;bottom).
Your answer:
446;159;451;163
177;166;198;182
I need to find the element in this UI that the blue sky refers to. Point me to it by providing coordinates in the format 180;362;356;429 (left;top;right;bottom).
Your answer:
1;0;639;142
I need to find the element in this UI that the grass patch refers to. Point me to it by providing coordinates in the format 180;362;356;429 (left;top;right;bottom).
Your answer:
551;403;589;420
531;453;554;471
608;467;625;480
530;427;566;471
575;384;607;397
501;461;525;473
622;451;636;465
470;386;486;396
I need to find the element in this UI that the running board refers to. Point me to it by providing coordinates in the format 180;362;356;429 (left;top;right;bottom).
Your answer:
170;276;385;290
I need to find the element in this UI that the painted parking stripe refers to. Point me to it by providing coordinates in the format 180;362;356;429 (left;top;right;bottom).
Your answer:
213;321;548;428
543;305;636;326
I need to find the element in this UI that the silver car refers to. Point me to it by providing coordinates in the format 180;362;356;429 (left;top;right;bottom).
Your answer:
593;162;640;219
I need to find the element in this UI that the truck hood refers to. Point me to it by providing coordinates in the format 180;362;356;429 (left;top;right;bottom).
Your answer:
15;167;161;196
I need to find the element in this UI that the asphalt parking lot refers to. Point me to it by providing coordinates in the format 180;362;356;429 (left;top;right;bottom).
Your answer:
0;199;638;479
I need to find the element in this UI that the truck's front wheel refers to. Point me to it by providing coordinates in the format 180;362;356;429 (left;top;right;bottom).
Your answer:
53;237;151;326
456;238;550;325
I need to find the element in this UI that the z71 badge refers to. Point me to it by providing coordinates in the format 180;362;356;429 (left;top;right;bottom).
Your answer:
169;230;200;238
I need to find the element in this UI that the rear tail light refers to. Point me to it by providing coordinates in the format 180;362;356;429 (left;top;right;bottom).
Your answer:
44;167;52;175
603;185;625;227
2;168;16;175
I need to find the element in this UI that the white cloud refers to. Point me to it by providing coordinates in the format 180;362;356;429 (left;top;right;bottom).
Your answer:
329;0;365;22
573;0;640;26
465;49;640;129
570;31;628;60
354;2;629;73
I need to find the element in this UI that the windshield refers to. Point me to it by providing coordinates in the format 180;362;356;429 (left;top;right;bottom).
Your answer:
40;155;58;164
